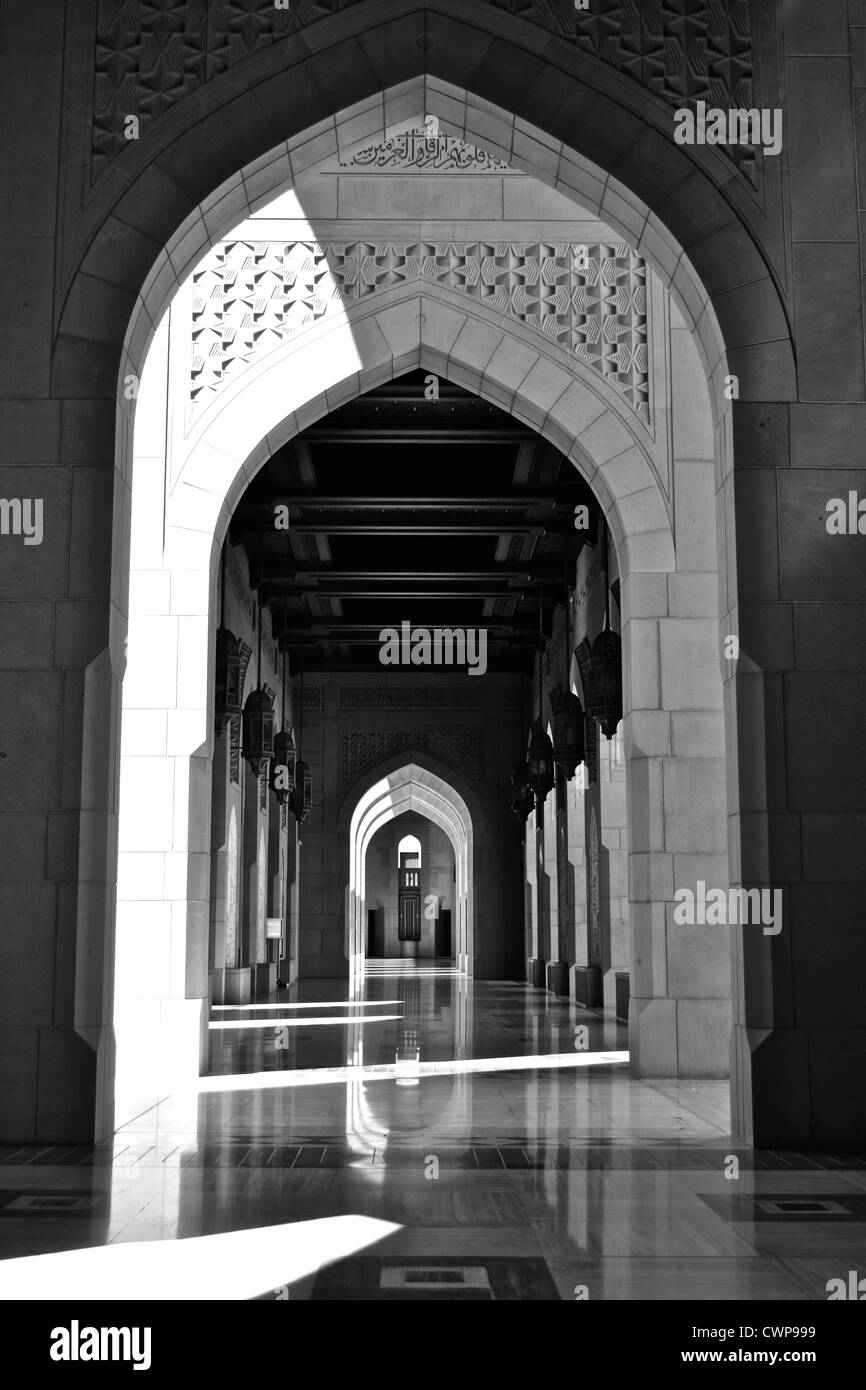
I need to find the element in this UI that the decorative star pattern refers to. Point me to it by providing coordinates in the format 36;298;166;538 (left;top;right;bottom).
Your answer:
91;0;756;184
189;239;650;425
343;731;481;787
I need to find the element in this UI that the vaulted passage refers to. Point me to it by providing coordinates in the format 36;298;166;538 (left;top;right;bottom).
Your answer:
5;1;866;1314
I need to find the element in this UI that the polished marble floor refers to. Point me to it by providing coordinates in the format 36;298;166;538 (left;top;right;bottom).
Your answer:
2;963;866;1300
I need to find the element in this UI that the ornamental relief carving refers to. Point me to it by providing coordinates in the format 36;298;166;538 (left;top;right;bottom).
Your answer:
190;239;650;425
342;730;481;786
338;128;509;173
224;803;239;967
339;686;488;711
92;2;756;183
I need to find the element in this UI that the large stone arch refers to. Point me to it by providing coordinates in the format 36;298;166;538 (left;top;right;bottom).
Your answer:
73;22;790;1143
115;259;730;1115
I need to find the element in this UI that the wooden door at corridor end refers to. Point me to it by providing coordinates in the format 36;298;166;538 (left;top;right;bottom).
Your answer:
398;853;421;941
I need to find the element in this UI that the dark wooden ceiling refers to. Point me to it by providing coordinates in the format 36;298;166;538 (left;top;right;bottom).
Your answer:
230;370;599;673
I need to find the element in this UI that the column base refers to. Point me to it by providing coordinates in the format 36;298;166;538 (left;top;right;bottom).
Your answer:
114;997;207;1128
225;967;252;1005
571;965;603;1007
526;957;546;987
255;963;276;997
546;961;569;996
630;997;729;1079
615;971;630;1022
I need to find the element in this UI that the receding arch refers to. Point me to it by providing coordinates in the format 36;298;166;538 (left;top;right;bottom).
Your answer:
347;762;474;978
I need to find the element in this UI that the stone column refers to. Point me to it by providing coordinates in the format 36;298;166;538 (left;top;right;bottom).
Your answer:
568;766;589;1000
599;729;629;1010
208;728;229;1004
522;806;542;989
546;766;570;995
726;5;866;1144
626;309;730;1079
527;805;546;987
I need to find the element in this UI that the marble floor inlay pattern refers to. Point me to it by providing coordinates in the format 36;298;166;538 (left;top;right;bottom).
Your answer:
1;965;865;1301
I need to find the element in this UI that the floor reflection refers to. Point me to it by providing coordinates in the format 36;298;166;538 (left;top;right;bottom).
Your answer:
1;963;864;1301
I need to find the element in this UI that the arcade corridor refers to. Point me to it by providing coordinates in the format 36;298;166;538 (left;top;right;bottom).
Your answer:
4;0;866;1338
1;966;863;1302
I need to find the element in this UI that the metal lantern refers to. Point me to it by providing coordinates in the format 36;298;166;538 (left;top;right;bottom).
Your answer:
242;685;275;776
215;626;244;732
577;631;622;738
575;515;623;739
526;719;556;810
269;724;296;805
549;686;586;779
523;593;556;811
269;646;295;805
509;760;535;824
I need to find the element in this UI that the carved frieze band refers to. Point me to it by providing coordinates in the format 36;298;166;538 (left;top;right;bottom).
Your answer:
92;1;755;183
338;129;509;173
339;686;488;710
191;239;650;424
299;686;324;711
342;729;480;786
338;685;522;710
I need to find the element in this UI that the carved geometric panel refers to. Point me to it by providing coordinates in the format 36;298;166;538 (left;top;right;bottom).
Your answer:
342;730;480;787
339;686;487;711
92;0;299;181
229;722;241;789
588;801;600;966
225;803;238;967
91;0;755;183
256;825;267;963
486;0;757;185
191;240;650;424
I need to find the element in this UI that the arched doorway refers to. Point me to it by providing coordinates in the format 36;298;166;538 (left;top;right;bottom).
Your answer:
113;231;728;1130
343;761;475;979
77;62;790;1143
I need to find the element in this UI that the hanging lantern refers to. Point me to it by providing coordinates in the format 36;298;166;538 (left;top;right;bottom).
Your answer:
243;570;276;776
242;685;275;776
577;631;622;738
524;592;556;811
269;724;296;805
574;515;623;739
549;686;586;779
215;549;249;734
215;626;245;733
526;719;556;810
269;645;295;804
509;760;535;823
